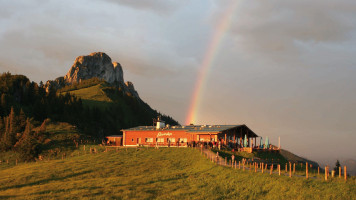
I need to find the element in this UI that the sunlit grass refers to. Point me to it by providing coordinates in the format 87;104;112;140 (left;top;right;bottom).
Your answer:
0;148;355;199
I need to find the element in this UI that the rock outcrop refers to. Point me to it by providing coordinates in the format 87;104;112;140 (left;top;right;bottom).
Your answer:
45;52;139;98
64;52;124;84
44;77;65;92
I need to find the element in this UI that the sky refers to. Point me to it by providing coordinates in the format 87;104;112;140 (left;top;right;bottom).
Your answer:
1;0;356;167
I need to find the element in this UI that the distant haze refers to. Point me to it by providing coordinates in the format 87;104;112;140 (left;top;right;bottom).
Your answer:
1;0;355;168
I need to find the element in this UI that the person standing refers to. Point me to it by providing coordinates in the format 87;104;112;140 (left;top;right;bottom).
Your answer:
155;141;159;149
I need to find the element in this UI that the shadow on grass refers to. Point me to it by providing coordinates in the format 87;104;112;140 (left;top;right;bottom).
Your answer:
30;186;102;196
0;195;17;200
0;170;93;191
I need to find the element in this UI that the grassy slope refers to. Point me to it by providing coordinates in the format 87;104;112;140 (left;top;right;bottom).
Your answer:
0;148;354;200
64;84;112;109
0;122;92;170
61;83;138;121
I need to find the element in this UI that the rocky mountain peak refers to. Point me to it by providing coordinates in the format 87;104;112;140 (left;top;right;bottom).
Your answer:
45;52;139;98
64;52;123;84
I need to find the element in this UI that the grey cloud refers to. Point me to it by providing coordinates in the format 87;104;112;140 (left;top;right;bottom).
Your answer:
228;0;356;64
0;0;196;82
102;0;184;15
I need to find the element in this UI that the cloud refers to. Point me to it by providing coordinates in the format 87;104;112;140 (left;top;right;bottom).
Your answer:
227;0;356;65
102;0;184;15
0;0;199;82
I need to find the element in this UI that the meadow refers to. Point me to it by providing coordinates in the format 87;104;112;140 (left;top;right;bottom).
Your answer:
0;147;355;199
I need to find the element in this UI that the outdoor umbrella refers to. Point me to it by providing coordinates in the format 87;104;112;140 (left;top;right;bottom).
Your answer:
265;136;269;149
244;135;247;147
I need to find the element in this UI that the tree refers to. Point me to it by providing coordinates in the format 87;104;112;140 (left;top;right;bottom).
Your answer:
2;107;17;150
18;108;27;131
15;118;40;161
334;160;341;175
0;117;3;138
1;93;7;114
39;118;48;133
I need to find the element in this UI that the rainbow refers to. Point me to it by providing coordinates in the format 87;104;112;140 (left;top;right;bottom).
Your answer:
185;1;239;125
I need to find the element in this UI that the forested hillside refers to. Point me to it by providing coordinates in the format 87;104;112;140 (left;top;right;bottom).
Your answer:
0;72;178;160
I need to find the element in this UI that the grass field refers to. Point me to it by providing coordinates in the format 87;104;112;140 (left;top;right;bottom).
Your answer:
0;147;355;199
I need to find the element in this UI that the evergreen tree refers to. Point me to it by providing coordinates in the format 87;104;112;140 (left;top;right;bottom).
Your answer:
15;118;40;161
334;160;341;175
18;108;27;130
3;107;17;150
39;118;48;133
1;93;7;114
0;117;3;138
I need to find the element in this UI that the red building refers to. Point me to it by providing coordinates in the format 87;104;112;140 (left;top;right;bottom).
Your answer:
122;119;259;149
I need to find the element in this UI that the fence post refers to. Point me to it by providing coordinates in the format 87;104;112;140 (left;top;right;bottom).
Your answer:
270;164;273;175
325;166;328;181
306;162;308;179
318;167;319;176
239;161;241;169
262;163;264;173
289;162;292;177
16;159;18;165
293;163;295;174
255;162;257;173
331;170;335;178
285;163;288;173
83;145;85;151
278;164;281;176
344;166;347;181
243;161;245;171
339;167;341;178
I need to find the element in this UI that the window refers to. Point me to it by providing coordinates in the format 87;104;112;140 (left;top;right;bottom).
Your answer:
167;138;175;143
179;138;187;143
131;138;134;142
145;138;153;143
156;138;164;143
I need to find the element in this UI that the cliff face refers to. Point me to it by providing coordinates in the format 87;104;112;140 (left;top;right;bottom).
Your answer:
45;52;138;98
64;52;124;85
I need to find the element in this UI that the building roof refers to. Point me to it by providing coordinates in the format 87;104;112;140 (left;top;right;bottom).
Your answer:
122;124;258;137
106;135;123;138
